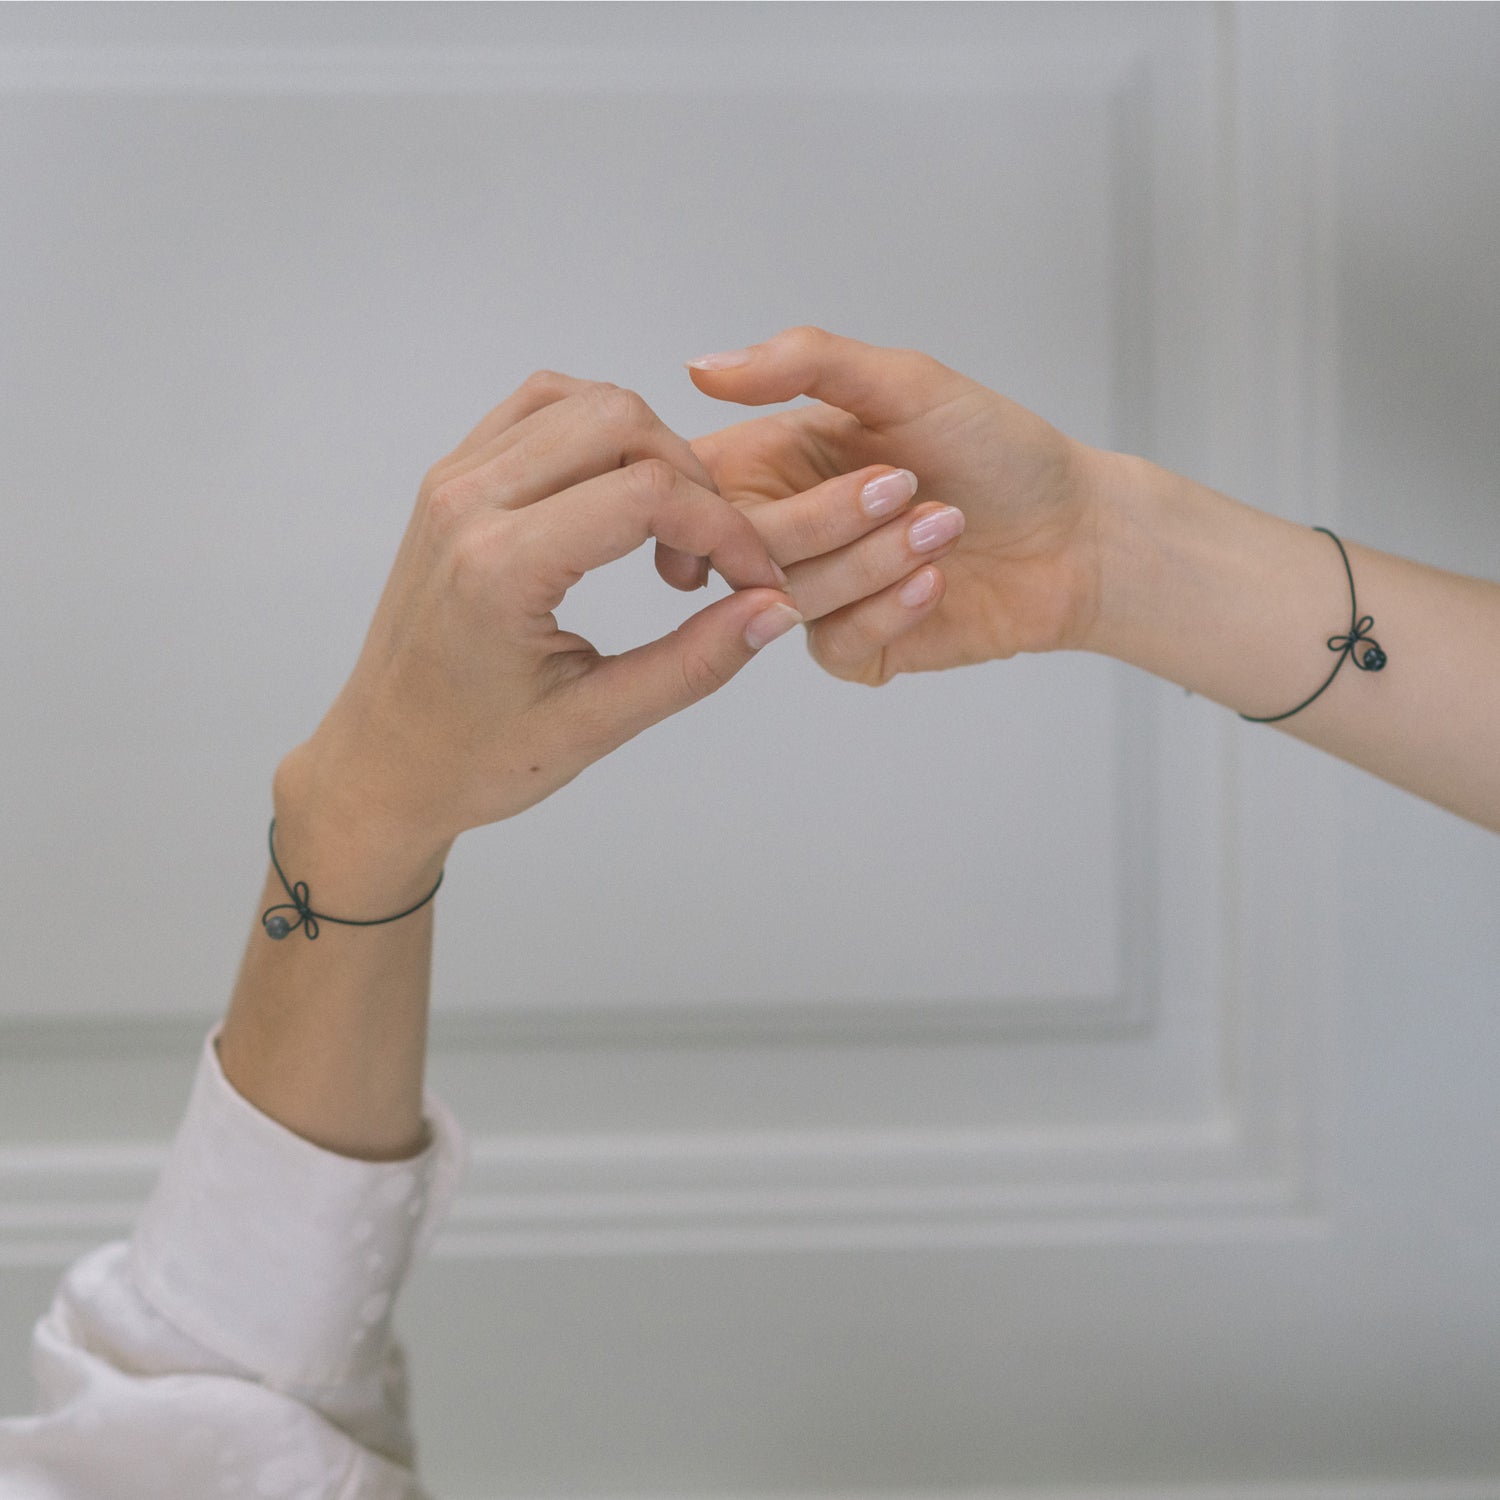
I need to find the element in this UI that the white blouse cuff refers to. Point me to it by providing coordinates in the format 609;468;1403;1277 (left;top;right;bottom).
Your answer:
128;1026;465;1388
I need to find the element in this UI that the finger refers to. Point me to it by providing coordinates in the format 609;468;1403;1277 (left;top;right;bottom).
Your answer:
444;383;722;514
690;403;868;493
443;383;727;590
564;587;802;753
740;465;920;567
804;565;948;686
786;501;965;623
654;462;919;593
437;369;596;471
511;458;787;611
654;539;712;592
684;325;977;431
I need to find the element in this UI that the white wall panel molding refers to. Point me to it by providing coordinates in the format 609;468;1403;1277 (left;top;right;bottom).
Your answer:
0;992;1312;1265
0;1125;1310;1268
0;1147;158;1271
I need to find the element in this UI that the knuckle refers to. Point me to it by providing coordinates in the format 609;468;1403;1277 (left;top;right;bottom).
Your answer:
447;516;512;596
779;323;830;359
621;456;678;507
588;382;650;432
521;368;572;400
900;347;970;405
422;471;483;533
418;461;452;507
906;348;952;384
679;645;734;702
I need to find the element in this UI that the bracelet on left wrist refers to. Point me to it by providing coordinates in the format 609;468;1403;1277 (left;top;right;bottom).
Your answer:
262;815;446;940
268;745;453;924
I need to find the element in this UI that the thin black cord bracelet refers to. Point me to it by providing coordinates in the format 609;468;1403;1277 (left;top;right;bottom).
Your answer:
261;817;445;940
1240;526;1387;724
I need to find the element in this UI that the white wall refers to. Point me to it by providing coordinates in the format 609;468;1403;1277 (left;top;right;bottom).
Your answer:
0;4;1496;1496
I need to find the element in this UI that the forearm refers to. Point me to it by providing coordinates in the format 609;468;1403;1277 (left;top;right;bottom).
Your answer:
3;738;463;1480
217;738;453;1161
1081;449;1500;832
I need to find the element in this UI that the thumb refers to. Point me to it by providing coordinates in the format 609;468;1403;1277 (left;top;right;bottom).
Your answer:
684;324;974;431
571;588;803;750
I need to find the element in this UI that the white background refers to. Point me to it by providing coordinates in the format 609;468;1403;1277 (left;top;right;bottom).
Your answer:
0;4;1497;1496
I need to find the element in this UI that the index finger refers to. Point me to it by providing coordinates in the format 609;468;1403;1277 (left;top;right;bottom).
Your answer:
456;383;724;590
511;459;786;613
452;384;723;508
437;369;596;473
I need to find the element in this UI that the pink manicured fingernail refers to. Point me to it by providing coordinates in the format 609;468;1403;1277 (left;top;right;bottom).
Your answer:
899;568;939;608
908;505;965;552
745;602;802;650
686;348;754;370
860;469;918;518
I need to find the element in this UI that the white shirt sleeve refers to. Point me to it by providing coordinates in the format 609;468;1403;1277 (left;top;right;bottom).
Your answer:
0;1027;466;1500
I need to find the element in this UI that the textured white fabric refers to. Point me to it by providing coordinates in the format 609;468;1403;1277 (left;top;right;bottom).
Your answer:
0;1029;466;1499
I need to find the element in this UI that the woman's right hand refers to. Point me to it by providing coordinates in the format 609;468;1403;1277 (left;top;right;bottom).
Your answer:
285;371;805;858
281;364;949;865
685;326;1110;685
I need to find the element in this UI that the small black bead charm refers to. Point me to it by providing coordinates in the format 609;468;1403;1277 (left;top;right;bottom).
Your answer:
1240;529;1389;724
264;915;292;940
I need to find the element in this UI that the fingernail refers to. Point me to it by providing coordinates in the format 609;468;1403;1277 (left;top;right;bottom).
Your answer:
745;602;802;650
899;568;939;608
770;559;790;588
860;468;918;518
686;348;754;370
909;505;965;552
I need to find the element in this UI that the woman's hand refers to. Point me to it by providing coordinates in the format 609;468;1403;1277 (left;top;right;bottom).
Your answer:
283;367;941;856
684;325;1106;685
286;371;814;853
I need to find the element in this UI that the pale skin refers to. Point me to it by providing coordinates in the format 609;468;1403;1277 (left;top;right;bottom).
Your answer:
684;327;1500;832
219;326;1500;1171
218;369;962;1159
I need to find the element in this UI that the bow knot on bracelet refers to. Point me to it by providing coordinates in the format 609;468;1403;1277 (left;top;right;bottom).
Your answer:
259;818;445;941
1327;614;1387;672
262;881;320;941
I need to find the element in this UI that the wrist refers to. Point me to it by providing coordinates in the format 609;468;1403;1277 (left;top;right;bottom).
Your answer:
1071;447;1171;661
271;740;454;920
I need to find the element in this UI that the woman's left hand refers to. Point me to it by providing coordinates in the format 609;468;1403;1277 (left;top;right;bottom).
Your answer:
655;437;965;657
